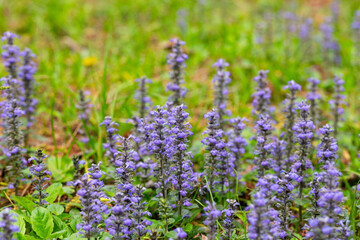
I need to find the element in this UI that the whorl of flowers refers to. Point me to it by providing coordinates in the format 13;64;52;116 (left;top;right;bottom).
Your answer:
270;138;287;175
202;110;228;193
148;106;173;198
131;185;152;238
166;38;188;107
1;100;25;191
29;149;52;206
115;136;137;196
1;32;20;79
203;201;222;240
254;115;273;178
168;105;195;209
317;124;338;167
0;208;19;240
227;117;247;177
329;75;346;137
100;116;121;165
76;90;92;144
252;70;271;117
247;187;280;240
222;199;239;240
76;162;108;239
283;80;301;159
19;49;37;131
135;76;152;118
212;59;231;127
306;77;321;126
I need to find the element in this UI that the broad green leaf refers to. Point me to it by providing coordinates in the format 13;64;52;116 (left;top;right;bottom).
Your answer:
10;211;26;234
48;204;64;215
53;215;72;237
30;207;54;239
294;198;311;206
50;229;67;238
12;196;35;212
45;183;64;203
183;223;193;232
15;234;39;240
165;231;177;238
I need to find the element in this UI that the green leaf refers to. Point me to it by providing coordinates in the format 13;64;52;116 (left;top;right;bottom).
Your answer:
294;198;311;206
45;183;63;203
30;207;54;239
165;231;177;238
10;211;26;234
12;196;36;212
50;229;67;238
183;223;193;232
47;204;64;215
47;156;73;182
15;233;39;240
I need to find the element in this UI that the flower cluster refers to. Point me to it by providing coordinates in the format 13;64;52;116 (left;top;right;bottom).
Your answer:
168;105;194;209
252;70;271;117
283;80;301;159
299;18;313;40
203;201;221;240
202;110;228;193
306;77;320;126
227;117;247;178
270;137;286;175
131;185;152;238
212;59;231;127
0;208;19;240
254;115;273;178
29;149;52;206
76;90;93;144
166;39;188;107
320;19;341;65
135;76;152;118
68;155;85;192
76;162;108;239
329;75;346;137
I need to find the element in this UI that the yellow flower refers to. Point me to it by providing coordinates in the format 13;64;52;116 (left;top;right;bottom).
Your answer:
83;56;98;67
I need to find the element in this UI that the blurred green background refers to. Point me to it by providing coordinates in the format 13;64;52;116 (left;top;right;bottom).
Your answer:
0;0;359;162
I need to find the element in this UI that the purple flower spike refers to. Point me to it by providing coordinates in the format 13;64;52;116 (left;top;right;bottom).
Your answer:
77;90;93;144
168;105;195;211
100;116;121;165
203;201;221;240
135;76;152;118
329;74;346;137
1;31;20;79
0;208;19;240
202;110;228;193
227;117;248;178
318;124;338;167
307;77;321;126
254;115;273;178
19;49;38;140
29;150;52;206
167;39;188;107
212;59;231;127
283;80;301;160
222;199;239;240
292;100;315;225
174;227;187;239
252;70;271;117
76;162;108;239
